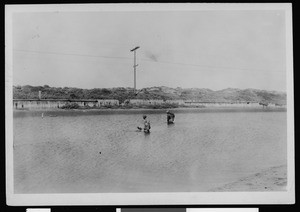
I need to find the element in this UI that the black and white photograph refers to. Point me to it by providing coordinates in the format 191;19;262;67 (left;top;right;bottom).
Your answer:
5;3;294;205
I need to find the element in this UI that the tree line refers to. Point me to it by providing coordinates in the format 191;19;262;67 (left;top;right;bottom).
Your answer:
13;85;287;105
13;85;147;104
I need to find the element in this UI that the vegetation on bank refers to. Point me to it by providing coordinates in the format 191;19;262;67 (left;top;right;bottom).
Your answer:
13;85;134;105
13;85;287;106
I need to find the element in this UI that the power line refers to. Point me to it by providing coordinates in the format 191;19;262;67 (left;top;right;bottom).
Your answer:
140;58;276;72
13;49;131;60
13;48;278;72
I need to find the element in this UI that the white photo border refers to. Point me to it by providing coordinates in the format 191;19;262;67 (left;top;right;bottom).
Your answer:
5;3;295;206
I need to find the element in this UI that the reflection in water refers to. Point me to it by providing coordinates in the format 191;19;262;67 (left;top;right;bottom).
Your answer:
13;110;287;193
167;122;175;127
143;131;151;139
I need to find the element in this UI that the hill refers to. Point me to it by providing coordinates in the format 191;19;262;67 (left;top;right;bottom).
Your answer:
13;85;286;105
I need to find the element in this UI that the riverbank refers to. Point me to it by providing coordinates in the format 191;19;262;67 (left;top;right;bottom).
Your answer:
13;97;286;111
13;105;287;112
210;165;287;191
13;107;287;118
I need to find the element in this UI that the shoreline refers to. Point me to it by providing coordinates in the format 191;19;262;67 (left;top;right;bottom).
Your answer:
13;107;287;118
13;107;287;117
13;106;287;112
210;165;287;191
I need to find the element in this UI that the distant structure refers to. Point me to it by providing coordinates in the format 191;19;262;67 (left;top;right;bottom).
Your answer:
259;102;269;108
12;98;285;110
13;99;119;110
38;91;42;99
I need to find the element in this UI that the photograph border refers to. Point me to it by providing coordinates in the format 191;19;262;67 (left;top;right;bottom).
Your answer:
5;3;295;206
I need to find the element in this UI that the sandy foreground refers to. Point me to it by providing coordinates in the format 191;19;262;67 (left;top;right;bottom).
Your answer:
210;165;287;191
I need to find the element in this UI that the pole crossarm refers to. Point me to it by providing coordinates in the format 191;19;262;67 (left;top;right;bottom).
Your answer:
130;46;140;52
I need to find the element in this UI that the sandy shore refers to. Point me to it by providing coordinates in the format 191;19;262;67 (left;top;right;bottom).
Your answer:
210;165;287;191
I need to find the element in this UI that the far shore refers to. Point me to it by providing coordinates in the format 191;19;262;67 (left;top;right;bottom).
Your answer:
13;106;287;118
13;106;287;112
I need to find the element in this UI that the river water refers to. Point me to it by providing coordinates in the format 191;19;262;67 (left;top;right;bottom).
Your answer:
13;108;287;193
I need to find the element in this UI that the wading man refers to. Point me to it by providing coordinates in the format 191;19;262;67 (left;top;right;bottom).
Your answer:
167;110;175;124
138;115;151;133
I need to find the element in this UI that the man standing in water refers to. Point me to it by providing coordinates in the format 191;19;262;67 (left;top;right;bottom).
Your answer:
138;115;151;133
167;110;175;124
143;115;151;133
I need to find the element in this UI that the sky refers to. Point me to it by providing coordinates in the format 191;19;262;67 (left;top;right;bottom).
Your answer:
11;6;288;91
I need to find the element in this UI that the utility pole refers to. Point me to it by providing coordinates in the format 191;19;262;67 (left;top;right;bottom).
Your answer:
130;46;140;94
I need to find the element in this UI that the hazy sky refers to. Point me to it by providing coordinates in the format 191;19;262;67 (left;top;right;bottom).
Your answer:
12;7;287;91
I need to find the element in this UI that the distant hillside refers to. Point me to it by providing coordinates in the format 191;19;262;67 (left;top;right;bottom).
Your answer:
13;85;286;105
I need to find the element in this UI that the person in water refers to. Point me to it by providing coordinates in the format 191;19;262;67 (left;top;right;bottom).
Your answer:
166;110;175;124
138;115;151;133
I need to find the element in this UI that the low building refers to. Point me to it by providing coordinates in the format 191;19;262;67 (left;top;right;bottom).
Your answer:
13;98;285;110
128;99;164;105
97;99;119;106
13;99;98;110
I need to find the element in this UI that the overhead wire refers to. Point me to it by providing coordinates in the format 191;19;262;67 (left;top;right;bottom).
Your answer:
13;48;276;72
13;49;131;60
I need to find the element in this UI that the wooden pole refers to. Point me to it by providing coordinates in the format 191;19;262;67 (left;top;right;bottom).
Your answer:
130;46;140;94
134;50;136;93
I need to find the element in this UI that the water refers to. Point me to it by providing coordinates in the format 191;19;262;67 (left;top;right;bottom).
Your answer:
13;108;287;193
